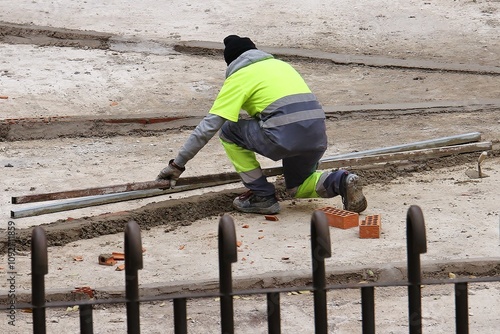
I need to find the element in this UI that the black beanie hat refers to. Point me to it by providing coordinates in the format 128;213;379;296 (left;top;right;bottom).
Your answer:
223;35;257;65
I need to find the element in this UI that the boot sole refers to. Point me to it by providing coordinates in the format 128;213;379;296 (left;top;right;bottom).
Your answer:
232;202;281;215
344;174;368;213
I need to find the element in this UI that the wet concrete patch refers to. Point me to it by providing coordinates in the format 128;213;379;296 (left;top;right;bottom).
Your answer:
0;21;112;48
0;114;202;141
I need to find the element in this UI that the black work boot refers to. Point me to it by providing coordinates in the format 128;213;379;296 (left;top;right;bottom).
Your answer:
233;190;280;214
339;173;367;213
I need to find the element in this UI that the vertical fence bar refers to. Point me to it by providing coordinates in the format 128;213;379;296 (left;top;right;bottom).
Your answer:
31;226;48;334
218;214;237;334
455;282;469;334
267;292;281;334
174;298;188;334
310;210;332;334
361;286;375;334
124;220;144;334
406;205;427;334
79;304;94;334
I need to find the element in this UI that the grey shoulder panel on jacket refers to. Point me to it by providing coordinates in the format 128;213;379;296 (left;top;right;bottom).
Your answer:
226;50;274;77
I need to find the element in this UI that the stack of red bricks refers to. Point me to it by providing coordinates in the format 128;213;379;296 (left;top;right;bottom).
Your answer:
318;207;381;239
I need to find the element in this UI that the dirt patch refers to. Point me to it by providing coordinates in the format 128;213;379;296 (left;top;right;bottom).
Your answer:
0;114;202;141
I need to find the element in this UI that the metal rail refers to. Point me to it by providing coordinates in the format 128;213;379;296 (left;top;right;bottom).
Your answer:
11;132;485;206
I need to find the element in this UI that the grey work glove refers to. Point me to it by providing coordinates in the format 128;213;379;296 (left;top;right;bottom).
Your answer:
156;159;185;188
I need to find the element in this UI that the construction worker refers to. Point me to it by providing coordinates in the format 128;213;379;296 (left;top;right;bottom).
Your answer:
157;35;367;215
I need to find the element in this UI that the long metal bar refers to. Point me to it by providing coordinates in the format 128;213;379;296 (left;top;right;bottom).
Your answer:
320;132;481;162
318;141;491;170
10;181;233;218
11;141;491;218
12;174;240;204
11;132;483;205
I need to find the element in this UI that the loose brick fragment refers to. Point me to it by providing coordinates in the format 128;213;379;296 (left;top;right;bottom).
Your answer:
98;254;117;266
115;264;125;271
111;252;125;260
359;214;382;239
72;286;94;298
264;215;279;221
318;207;359;229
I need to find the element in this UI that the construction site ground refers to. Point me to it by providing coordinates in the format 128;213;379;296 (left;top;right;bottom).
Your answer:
1;1;500;333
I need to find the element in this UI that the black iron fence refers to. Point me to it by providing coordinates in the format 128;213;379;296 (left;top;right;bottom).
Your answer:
2;205;499;333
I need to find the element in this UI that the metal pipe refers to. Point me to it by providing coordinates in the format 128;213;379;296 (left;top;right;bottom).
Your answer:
12;173;240;204
320;132;481;162
11;132;482;205
11;136;490;219
12;131;482;203
10;181;231;218
318;141;491;171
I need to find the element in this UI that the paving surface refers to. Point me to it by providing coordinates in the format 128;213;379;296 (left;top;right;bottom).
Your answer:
1;1;500;333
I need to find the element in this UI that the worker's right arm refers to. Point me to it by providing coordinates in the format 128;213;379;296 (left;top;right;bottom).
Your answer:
156;113;226;186
156;72;247;185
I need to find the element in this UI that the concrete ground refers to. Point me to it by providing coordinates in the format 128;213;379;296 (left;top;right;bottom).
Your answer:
1;0;499;333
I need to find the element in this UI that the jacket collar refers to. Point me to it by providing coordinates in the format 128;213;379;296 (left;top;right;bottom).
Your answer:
226;50;274;78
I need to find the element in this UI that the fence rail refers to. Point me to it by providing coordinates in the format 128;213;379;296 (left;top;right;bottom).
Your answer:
2;205;499;333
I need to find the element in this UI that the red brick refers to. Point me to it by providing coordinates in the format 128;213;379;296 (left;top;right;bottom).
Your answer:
359;214;381;239
318;207;359;229
264;215;279;221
